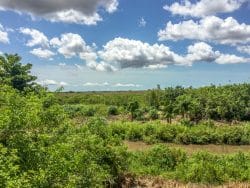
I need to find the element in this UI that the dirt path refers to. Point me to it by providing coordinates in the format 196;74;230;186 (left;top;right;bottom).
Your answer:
124;141;250;154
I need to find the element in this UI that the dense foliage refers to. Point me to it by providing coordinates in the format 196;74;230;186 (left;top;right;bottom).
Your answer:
0;85;130;187
109;121;250;145
57;83;250;122
130;144;250;184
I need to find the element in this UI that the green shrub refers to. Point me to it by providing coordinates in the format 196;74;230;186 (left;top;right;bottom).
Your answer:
108;121;250;145
84;107;96;116
175;152;224;184
134;109;145;121
148;108;159;120
108;106;119;115
63;104;84;118
0;144;20;187
180;118;194;127
142;135;158;144
126;124;144;141
129;145;186;175
0;84;129;187
129;146;250;184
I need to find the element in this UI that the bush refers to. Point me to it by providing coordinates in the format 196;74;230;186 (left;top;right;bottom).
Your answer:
129;145;186;175
175;152;224;184
63;104;85;118
129;145;250;184
180;118;194;127
108;106;119;115
84;107;96;116
134;109;145;121
148;108;159;120
126;124;144;141
143;135;158;144
0;84;129;187
0;144;20;187
108;121;250;145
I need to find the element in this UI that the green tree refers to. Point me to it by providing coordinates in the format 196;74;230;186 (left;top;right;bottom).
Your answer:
163;103;174;123
176;95;192;119
128;101;139;121
0;54;37;91
146;89;162;109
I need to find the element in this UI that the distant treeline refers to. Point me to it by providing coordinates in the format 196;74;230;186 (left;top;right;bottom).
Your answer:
56;83;250;122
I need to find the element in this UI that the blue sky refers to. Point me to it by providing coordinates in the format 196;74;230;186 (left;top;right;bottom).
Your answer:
0;0;250;91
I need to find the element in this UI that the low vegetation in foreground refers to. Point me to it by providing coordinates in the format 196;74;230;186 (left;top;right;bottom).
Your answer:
0;54;250;187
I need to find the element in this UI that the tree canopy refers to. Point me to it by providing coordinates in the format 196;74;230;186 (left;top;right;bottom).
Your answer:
0;54;37;91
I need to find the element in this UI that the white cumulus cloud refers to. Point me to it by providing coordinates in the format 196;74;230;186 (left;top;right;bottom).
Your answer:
186;42;220;62
186;42;250;64
50;33;96;62
37;79;68;86
20;28;49;48
26;31;249;72
30;48;55;59
0;23;9;43
164;0;246;18
46;10;102;25
86;61;117;72
83;82;110;86
98;37;188;69
88;39;250;71
38;79;57;86
82;82;141;87
113;83;142;87
158;16;250;45
144;64;168;70
215;54;250;64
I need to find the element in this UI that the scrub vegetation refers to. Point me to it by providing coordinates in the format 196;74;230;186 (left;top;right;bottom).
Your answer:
0;54;250;187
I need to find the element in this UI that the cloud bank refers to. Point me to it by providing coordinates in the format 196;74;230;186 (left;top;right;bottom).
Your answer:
37;79;68;86
18;28;250;72
83;82;142;87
